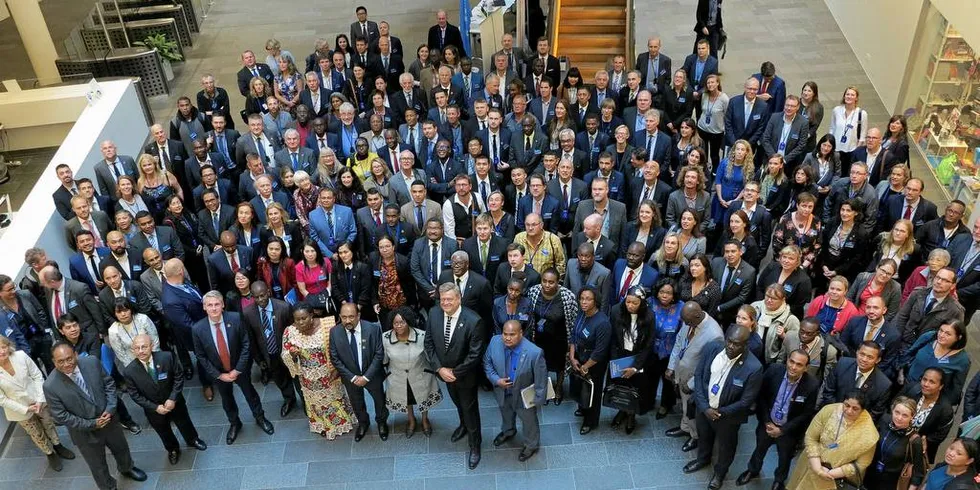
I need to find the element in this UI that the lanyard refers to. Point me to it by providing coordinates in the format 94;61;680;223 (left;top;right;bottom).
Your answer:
877;431;901;464
776;374;799;409
833;412;846;444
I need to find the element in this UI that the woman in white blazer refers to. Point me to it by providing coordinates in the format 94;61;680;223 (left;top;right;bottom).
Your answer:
0;335;76;470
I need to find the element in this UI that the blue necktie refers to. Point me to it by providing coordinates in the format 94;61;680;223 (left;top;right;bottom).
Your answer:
291;152;299;170
148;234;159;251
217;134;228;161
349;329;359;372
415;205;424;232
430;243;439;283
262;307;278;354
480;181;489;209
256;137;268;163
212;212;220;235
326;211;334;240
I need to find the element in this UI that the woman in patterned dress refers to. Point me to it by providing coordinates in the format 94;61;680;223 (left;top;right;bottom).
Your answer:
136;154;181;223
381;306;442;438
281;303;355;439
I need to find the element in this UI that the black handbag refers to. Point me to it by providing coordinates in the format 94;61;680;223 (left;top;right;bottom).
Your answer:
823;461;866;490
602;383;640;412
569;371;595;409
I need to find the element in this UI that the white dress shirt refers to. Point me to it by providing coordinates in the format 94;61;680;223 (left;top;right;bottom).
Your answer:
708;350;741;409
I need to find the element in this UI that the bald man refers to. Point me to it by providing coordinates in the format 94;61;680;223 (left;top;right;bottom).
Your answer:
206;231;253;295
103;230;144;281
160;259;212;400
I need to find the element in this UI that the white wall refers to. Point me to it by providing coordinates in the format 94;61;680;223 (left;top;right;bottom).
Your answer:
824;0;925;112
0;82;88;150
0;79;148;280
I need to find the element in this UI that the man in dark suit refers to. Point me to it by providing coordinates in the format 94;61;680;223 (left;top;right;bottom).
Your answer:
463;214;508;281
206;231;253;294
682;39;719;99
584;151;628;205
427;10;466;56
894;269;964;349
123;335;207;465
818;341;892;421
193;164;237;209
44;344;147;489
52;164;81;219
635;37;672;103
571;179;628;244
206;114;240;175
424;282;486;469
525;37;560;93
851;127;888;188
329;303;389;441
350;6;380;46
752;61;787;115
371;37;405;92
355;189;387;256
273;129;318;176
192;290;274;444
97;266;161;323
724;78;769;149
410;218;459;309
391;74;429;126
735;349;819;490
131;212;185;261
760;95;809;172
494;243;542;295
235;114;283;169
710;241;757;327
837;296;902;380
242;281;298;417
949;223;980;319
683;326;763;490
880;177;939;232
185;139;232;191
236;49;275;97
508;115;549;172
628;160;672;220
564;243;612;309
146;124;191;200
571;213;618;269
68;231;110;294
528;79;559;132
438;251;493;322
632;111;673;177
369;21;403;56
304;118;340;161
160;259;212;400
724;182;773;254
611;242;659;302
93;140;137;196
477;108;512;168
103;231;144;281
196;190;236;252
547;157;587;237
424;139;464;203
575;115;610;171
41;265;106;336
299;72;331;119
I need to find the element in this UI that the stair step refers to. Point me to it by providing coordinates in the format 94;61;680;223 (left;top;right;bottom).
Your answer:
562;0;626;6
561;20;626;34
560;46;626;55
573;62;612;81
559;34;625;49
559;6;625;20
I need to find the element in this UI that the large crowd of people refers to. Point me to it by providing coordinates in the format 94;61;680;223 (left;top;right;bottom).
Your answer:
1;2;980;489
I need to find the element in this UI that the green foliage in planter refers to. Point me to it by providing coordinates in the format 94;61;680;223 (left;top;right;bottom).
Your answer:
134;33;183;62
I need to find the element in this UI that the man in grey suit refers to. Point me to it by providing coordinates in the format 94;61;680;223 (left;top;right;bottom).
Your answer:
484;320;548;462
139;248;165;300
564;242;611;310
235;114;283;169
44;344;147;489
64;196;111;252
410;218;457;309
93;140;137;196
349;6;380;45
273;129;318;176
355;189;386;256
389;151;427;207
760;95;810;174
665;302;724;452
400;181;442;235
130;211;185;261
329;303;388;441
571;178;627;245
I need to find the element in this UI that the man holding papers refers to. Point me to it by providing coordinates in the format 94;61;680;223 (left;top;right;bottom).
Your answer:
484;320;548;462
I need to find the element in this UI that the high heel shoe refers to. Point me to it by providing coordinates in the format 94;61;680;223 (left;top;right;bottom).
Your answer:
405;420;417;439
421;419;432;437
553;374;565;405
625;413;637;434
611;411;626;428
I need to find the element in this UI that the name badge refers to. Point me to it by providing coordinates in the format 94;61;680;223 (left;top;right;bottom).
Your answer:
133;265;142;271
282;235;291;242
399;237;408;244
582;328;591;338
732;378;744;387
157;372;168;380
541;249;549;256
734;278;743;285
190;132;198;140
128;296;137;303
79;352;89;358
794;396;806;402
489;255;499;261
827;443;839;449
162;245;172;252
471;209;480;217
752;114;761;121
705;116;711;124
783;284;793;293
678;97;686;103
317;274;327;281
778;142;786;152
251;236;261;244
844;242;855;248
443;260;451;266
536;319;546;333
517;313;529;321
710;384;720;395
790;133;799;139
543;212;553;219
3;328;11;336
534;149;541;155
373;270;381;277
592;147;599;154
561;210;569;220
68;300;78;308
938;358;950;364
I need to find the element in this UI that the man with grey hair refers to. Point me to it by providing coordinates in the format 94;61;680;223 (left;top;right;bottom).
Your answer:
300;71;330;118
234;113;281;169
196;73;234;131
571;213;617;268
439;250;492;321
329;102;367;160
424;282;485;469
248;174;289;225
192;290;273;444
557;128;590;177
634;109;671;170
144;123;188;188
274;128;317;175
93;139;137;196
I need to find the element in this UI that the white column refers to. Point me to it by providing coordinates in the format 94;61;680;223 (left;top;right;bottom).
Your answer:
5;0;61;85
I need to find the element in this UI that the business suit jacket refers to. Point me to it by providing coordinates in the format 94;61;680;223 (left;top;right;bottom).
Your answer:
206;246;254;293
851;146;888;188
305;131;341;160
563;260;611;308
273;147;318;176
299;88;332;118
948;234;980;315
627;177;672;221
632;130;673;171
756;363;819;437
681;54;719;93
160;282;206;334
400;198;442;234
760;115;810;168
43;356;118;441
524;55;561;92
610;260;658;301
475;128;513;164
196;204;237;250
141;268;165;300
838;316;902;378
528;97;558;130
452;71;484;107
207;128;241;165
249;191;291;225
93;156;138;196
515;193;560;232
53;184;78;219
372;54;406;92
236;63;275;96
46;278;105;335
751;74;787;114
330;320;386;384
409;237;457;294
438;270;493;321
350;20;380;45
894;287;965;348
547;177;587;230
123;351;185;412
101;248;144;283
241;299;292;365
378;144;414;176
484;336;548;407
571;199;627;245
635;53;672;97
724;201;773;252
710;257;757;322
424;305;485;385
193;178;237;209
819;357;892;420
693;340;764;423
234;130;283;169
428;83;467;111
69;248;111;294
331;261;372;313
507;131;549;171
97;279;160;322
192;312;249;380
881;196;939;233
575;130;610;168
571;232;617;269
724;94;770;147
355;206;386;254
184;153;233;191
64;211;112;251
308;204;357;258
130;226;185;261
390;89;429;124
462;235;508;281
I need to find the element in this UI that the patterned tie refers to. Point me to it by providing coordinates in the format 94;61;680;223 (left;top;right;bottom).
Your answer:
480;241;488;270
619;270;634;300
229;253;239;273
87;220;104;247
444;315;452;349
256;137;268;163
53;291;63;321
214;322;232;372
72;371;92;399
374;211;381;227
903;204;912;220
262;307;278;354
430;243;439;282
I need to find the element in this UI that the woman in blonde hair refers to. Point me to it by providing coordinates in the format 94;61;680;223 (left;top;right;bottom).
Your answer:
862;396;926;490
868;219;919;284
245;77;272;116
274;55;304;111
264;38;293;77
136;153;182;222
710;139;754;225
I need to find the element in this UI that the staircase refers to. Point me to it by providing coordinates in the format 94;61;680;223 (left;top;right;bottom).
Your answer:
552;0;631;83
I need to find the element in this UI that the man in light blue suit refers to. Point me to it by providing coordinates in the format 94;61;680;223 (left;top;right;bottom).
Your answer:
308;187;357;258
483;320;548;462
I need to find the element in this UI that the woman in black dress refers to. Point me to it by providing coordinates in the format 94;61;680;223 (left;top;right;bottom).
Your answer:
815;198;869;293
527;268;579;404
608;285;655;434
162;194;208;289
862;396;926;490
568;286;612;434
330;241;374;321
680;254;721;314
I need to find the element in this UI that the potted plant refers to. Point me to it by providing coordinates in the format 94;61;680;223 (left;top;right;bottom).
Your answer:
134;33;182;81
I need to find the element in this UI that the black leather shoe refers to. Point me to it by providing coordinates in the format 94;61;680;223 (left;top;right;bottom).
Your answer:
611;411;626;428
52;444;75;460
46;453;63;472
226;422;243;445
354;424;369;442
707;474;724;490
682;438;699;452
121;467;148;482
493;431;515;446
120;420;142;435
574;408;584;416
378;422;389;441
202;386;214;401
451;425;467;443
665;427;689;438
189;438;208;451
771;481;786;490
579;424;593;435
467;447;481;469
280;399;295;418
168;450;180;465
736;470;758;486
518;447;538;462
257;416;274;435
682;460;709;474
624;414;637;435
260;370;269;385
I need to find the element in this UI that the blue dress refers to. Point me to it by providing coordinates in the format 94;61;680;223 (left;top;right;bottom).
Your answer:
141;182;174;223
491;295;532;335
711;158;746;225
651;300;684;360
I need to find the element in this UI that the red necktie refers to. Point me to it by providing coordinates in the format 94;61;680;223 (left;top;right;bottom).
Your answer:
229;253;239;273
760;79;769;94
619;270;635;300
86;220;104;247
53;292;63;321
393;151;399;172
903;205;912;220
214;322;232;372
374;212;381;226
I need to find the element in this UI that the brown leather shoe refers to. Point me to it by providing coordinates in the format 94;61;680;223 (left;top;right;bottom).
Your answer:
203;386;214;401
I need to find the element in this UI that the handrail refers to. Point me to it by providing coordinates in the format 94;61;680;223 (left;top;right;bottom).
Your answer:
625;0;634;65
549;0;562;55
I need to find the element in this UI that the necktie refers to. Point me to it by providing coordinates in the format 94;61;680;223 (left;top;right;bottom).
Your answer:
924;297;936;314
109;161;120;179
160;146;171;171
864;324;879;341
406;92;412;107
517;190;524;204
361;54;367;65
72;371;92;399
525;136;532;153
251;67;259;78
491;134;498;163
212;212;220;235
262;308;278;354
392;151;400;173
440;108;446;123
256;137;268;163
464;76;470;95
349;329;360;371
480;241;488;269
89;254;101;281
146;361;157;381
724;266;735;289
217;134;229;160
148;234;159;251
534;199;541;216
480;181;489;209
456;277;462;291
374;211;381;227
409;128;416;152
562;184;569;206
444;315;452;348
903;204;912;220
641;186;650;203
760;79;769;95
326;211;334;238
229;252;240;273
317;136;327;150
291;152;299;170
430;243;439;282
53;290;63;321
415;205;424;232
855;371;865;388
383;57;388;72
69;187;78;196
214;322;232;372
619;270;634;300
85;220;103;247
646;134;654;156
